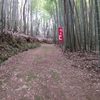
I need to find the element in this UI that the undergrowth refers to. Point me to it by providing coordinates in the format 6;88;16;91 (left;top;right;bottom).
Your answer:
0;34;40;64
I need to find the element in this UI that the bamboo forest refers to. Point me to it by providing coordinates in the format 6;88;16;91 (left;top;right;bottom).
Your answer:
0;0;100;100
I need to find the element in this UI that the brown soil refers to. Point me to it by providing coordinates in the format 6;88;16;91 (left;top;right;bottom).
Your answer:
0;44;100;100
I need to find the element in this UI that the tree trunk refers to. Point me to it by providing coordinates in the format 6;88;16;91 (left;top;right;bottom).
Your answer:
23;0;27;34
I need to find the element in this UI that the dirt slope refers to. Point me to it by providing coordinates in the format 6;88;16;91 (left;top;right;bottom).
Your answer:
0;44;100;100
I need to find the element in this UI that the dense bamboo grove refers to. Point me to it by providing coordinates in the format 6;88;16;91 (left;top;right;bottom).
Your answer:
53;0;100;53
0;0;54;37
0;0;100;60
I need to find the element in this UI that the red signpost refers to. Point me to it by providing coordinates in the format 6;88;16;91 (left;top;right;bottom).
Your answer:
58;27;63;43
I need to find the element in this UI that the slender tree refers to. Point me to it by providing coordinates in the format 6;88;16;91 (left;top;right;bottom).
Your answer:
95;0;100;67
23;0;27;34
1;0;5;34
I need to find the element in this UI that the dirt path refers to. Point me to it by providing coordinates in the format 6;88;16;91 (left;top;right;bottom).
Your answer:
0;44;100;100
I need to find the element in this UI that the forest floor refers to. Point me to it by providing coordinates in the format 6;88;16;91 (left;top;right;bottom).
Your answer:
0;44;100;100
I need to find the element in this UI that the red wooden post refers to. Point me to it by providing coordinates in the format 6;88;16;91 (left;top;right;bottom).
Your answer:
58;27;63;52
58;27;63;43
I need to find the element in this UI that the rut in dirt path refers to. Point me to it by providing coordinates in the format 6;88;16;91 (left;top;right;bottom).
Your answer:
0;44;100;100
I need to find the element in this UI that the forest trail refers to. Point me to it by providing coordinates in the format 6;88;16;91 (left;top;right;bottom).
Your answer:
0;44;100;100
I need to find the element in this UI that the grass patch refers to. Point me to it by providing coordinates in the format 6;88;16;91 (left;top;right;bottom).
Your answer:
0;59;3;64
34;54;42;62
12;66;17;71
55;60;62;65
0;81;2;86
26;71;37;82
51;69;61;83
52;46;55;52
45;95;50;99
14;85;19;89
16;74;24;78
85;95;91;100
25;82;34;90
34;95;42;100
42;46;49;52
39;77;48;82
55;58;63;65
